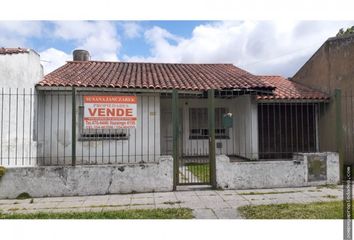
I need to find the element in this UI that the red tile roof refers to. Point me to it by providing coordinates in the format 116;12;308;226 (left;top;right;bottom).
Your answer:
37;61;329;100
258;76;329;100
37;61;274;91
0;47;29;55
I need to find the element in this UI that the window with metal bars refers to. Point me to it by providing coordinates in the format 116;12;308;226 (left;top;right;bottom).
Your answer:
78;106;129;140
189;107;229;139
258;103;318;159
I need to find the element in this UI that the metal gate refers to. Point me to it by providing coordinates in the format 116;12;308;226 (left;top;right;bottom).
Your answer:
171;89;216;188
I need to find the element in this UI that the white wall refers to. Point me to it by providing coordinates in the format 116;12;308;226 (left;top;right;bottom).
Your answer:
216;153;340;190
0;50;43;166
36;91;161;165
160;95;259;159
232;95;259;159
0;50;43;88
0;156;173;199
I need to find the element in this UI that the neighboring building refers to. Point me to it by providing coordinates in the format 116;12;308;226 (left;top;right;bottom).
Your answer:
34;50;328;165
0;47;43;88
0;48;43;166
292;34;354;93
292;34;354;163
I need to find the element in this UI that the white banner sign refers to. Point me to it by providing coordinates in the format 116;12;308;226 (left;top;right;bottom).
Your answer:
83;95;137;129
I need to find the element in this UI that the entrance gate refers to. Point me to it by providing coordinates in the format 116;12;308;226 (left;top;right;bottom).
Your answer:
172;89;216;189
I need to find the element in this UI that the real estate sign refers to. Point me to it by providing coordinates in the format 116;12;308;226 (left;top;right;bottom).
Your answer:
83;95;137;129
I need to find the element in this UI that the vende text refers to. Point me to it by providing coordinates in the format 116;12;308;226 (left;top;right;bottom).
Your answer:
83;96;137;129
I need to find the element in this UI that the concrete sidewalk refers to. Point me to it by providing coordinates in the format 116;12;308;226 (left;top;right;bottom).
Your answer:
0;185;345;219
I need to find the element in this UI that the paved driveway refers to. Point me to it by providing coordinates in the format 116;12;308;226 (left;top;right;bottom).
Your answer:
0;185;344;219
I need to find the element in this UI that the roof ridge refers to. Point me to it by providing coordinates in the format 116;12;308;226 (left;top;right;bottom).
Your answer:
66;60;235;65
0;47;30;55
260;75;285;78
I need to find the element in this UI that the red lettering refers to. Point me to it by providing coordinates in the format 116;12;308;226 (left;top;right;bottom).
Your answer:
98;108;105;116
87;107;135;118
88;108;97;116
126;109;133;116
106;108;115;116
117;109;124;116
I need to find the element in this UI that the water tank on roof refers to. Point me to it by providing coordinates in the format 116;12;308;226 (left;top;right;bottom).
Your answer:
73;49;90;61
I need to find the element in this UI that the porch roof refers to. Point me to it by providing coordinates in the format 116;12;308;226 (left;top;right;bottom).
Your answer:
37;61;274;91
258;76;329;101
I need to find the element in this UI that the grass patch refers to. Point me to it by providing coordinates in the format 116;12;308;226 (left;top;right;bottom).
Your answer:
8;208;20;212
163;201;182;205
0;166;6;177
239;201;353;219
324;195;338;199
16;192;32;200
316;184;338;189
0;208;193;219
186;163;209;182
239;191;301;195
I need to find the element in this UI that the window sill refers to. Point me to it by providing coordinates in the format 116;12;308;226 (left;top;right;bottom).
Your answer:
189;136;230;140
78;136;129;141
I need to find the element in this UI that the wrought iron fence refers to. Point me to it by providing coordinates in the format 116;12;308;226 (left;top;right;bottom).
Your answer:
162;90;331;160
0;87;352;169
162;89;336;186
0;88;160;166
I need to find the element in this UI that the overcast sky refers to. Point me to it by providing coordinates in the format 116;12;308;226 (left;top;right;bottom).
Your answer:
1;20;353;77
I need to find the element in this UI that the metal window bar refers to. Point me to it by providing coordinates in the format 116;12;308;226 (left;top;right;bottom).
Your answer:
0;87;352;169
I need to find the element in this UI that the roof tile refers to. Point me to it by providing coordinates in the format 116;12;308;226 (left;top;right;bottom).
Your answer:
0;47;29;55
37;61;329;100
258;76;329;100
38;61;274;91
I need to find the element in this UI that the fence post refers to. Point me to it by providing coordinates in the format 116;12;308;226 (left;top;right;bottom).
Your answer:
71;87;76;166
208;89;217;189
335;89;343;181
172;89;179;190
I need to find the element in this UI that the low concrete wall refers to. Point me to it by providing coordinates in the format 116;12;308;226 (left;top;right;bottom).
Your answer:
301;152;340;184
0;156;173;199
216;152;339;190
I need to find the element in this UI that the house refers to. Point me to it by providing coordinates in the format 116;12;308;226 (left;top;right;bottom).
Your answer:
34;50;329;165
0;48;340;198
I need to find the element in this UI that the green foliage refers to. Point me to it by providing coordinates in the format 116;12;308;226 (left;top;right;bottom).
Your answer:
162;201;182;205
186;163;210;182
0;208;193;219
336;26;354;37
239;201;354;219
0;166;6;177
239;190;301;195
16;192;32;200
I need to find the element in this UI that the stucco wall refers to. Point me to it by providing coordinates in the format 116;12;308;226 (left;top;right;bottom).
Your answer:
160;95;258;159
216;152;339;190
292;35;354;158
0;50;43;166
0;50;43;88
36;91;160;165
0;156;173;199
292;35;354;93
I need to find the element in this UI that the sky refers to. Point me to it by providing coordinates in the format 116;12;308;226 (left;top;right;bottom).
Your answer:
1;20;354;77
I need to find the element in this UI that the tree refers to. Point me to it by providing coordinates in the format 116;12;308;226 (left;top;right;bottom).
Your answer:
336;26;354;37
